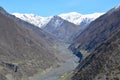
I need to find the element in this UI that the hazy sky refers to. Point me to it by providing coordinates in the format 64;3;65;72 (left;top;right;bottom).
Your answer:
0;0;120;16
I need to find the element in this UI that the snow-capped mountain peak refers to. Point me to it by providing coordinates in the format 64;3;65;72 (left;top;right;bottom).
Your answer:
13;12;104;28
59;12;104;25
13;13;52;28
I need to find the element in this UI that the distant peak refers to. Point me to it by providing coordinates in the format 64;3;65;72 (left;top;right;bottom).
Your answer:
53;15;59;17
52;15;62;19
58;12;103;25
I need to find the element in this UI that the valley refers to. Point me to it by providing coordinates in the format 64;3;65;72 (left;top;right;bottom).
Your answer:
31;44;79;80
0;3;120;80
0;7;79;80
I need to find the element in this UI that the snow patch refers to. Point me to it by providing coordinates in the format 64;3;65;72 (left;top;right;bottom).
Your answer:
54;19;64;28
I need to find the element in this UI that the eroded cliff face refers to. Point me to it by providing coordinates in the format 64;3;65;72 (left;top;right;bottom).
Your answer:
71;6;120;80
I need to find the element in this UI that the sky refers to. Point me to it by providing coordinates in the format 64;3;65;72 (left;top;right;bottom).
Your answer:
0;0;120;16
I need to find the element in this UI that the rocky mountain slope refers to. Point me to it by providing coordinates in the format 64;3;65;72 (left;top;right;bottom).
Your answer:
69;5;120;58
70;5;120;80
43;16;81;43
0;7;65;80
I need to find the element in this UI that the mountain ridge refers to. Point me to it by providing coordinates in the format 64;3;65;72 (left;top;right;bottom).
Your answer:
13;12;104;28
13;12;104;43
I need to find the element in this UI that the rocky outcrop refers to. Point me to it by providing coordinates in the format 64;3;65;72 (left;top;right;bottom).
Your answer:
0;62;18;72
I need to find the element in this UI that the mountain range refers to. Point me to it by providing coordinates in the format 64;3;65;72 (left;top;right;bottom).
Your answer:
13;12;104;28
13;12;104;43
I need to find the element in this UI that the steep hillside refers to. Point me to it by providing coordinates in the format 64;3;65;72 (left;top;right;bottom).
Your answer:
43;16;81;43
0;7;59;80
69;5;120;58
71;24;120;80
71;5;120;80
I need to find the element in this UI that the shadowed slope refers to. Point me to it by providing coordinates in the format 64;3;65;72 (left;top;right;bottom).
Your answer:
71;5;120;80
